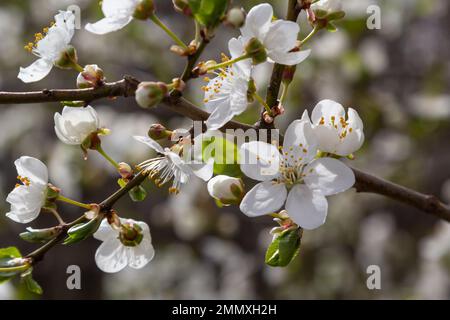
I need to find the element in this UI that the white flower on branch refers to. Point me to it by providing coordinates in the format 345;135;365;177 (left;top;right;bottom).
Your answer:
6;157;49;224
133;135;213;194
207;175;245;206
18;11;76;83
306;99;364;156
240;3;310;66
203;37;251;130
54;106;100;145
239;118;355;230
94;218;155;273
85;0;153;35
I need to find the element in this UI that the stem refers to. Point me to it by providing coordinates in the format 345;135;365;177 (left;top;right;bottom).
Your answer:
57;195;91;210
194;20;201;45
150;14;188;50
72;63;84;73
0;264;30;273
44;208;65;225
279;83;290;104
96;145;120;169
300;26;320;46
254;92;272;115
180;39;208;83
206;54;251;71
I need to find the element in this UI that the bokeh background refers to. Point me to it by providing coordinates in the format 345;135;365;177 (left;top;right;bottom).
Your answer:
1;0;450;299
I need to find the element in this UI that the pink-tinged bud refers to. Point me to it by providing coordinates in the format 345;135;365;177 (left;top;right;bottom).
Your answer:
207;175;245;206
272;103;285;116
172;0;191;15
77;64;105;89
225;8;246;28
148;124;172;140
135;81;168;109
118;162;133;180
263;111;274;124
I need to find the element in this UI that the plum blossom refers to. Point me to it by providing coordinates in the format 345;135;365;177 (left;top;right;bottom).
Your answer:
239;118;355;230
203;37;251;130
85;0;142;35
133;135;213;194
18;11;76;83
305;99;364;156
54;106;100;145
239;3;310;65
207;175;245;205
6;157;49;224
94;218;155;273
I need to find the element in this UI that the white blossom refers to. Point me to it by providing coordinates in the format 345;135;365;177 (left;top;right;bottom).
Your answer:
239;118;355;230
133;135;213;194
6;157;49;224
94;218;155;273
311;0;344;17
240;3;310;65
18;11;76;83
54;106;100;145
306;99;364;156
85;0;140;35
204;37;251;130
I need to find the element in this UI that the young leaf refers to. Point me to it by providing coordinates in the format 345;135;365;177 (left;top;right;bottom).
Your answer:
0;247;24;283
129;185;147;202
188;0;228;28
21;269;43;295
64;217;103;245
20;226;60;243
265;228;302;267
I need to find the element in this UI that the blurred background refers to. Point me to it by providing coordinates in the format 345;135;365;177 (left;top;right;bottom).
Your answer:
0;0;450;299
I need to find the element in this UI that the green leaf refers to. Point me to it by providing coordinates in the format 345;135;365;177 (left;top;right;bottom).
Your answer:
64;217;103;245
326;22;338;32
188;0;228;28
20;227;60;243
21;269;43;295
129;185;147;202
0;247;23;283
202;136;242;177
265;229;301;267
117;178;127;188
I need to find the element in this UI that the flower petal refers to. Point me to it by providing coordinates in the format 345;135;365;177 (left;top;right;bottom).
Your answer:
240;3;273;40
304;158;355;196
205;99;235;131
133;135;165;154
240;141;281;181
95;237;128;273
127;238;155;269
15;156;48;185
286;185;328;230
283;118;318;166
191;157;214;182
93;219;119;242
268;49;311;66
18;58;53;83
85;16;133;35
264;20;299;53
311;99;345;125
240;181;287;217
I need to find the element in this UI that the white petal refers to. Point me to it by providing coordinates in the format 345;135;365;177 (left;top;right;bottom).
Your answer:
311;99;345;124
95;237;128;273
18;58;53;83
283;119;318;166
102;0;139;17
133;135;165;154
304;158;355;196
312;125;341;154
240;181;287;217
264;20;299;53
268;49;311;66
15;156;48;185
191;157;214;182
54;113;76;145
85;16;133;35
127;239;155;269
205;99;235;131
241;3;273;40
335;129;364;156
228;37;252;78
286;185;328;230
93;219;118;242
239;141;280;181
6;207;40;224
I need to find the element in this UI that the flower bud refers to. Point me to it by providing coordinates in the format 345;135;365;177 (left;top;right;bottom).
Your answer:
133;0;155;20
245;38;267;65
173;0;190;13
207;175;245;206
171;78;185;91
119;220;144;247
54;45;78;69
310;0;345;21
263;111;274;124
118;162;133;180
20;226;61;243
135;81;168;109
225;8;246;28
148;124;172;140
76;64;105;89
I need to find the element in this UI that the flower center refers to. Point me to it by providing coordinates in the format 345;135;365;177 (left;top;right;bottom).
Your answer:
24;22;53;52
15;175;31;188
318;115;354;140
119;222;143;247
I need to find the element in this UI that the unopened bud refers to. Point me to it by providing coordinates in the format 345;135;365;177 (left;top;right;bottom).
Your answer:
171;78;185;91
54;45;78;69
118;162;133;180
207;175;245;206
272;103;285;116
135;81;168;109
263;111;274;124
148;124;172;140
119;220;144;247
310;0;345;21
133;0;155;20
20;226;61;243
170;45;187;56
245;38;267;65
77;64;105;89
225;7;246;28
